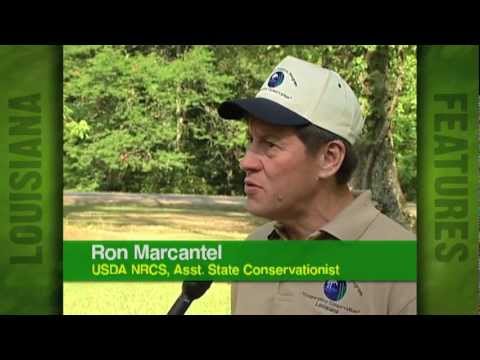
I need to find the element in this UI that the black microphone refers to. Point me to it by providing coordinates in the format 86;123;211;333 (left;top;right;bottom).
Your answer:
167;281;212;315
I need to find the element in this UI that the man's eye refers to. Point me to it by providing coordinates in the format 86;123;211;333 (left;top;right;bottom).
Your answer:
266;141;276;148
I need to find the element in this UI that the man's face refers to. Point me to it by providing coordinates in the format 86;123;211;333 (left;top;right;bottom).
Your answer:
240;118;321;220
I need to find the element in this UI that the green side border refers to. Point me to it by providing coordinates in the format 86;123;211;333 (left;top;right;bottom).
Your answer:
0;45;62;314
418;45;479;314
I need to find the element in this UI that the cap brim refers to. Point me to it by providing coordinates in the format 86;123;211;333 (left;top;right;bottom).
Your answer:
218;97;310;127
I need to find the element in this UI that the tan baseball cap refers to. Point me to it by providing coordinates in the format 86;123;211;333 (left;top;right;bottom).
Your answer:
218;55;365;145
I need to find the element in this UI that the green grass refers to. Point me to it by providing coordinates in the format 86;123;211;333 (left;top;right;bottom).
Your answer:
63;282;231;315
63;196;265;315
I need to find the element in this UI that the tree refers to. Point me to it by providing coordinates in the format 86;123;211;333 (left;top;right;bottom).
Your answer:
350;45;416;227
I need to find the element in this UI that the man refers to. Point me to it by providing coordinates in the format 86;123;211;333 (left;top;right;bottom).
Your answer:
218;55;416;315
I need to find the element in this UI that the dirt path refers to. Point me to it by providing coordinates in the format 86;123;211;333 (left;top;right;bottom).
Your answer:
64;191;246;208
64;191;417;216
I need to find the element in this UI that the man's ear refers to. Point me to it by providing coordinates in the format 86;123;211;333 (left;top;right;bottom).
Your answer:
317;140;346;180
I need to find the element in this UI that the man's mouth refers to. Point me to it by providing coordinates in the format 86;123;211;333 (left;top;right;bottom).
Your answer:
244;179;263;195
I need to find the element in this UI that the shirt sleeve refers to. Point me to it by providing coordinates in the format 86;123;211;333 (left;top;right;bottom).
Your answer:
389;282;417;315
230;282;237;315
396;297;417;315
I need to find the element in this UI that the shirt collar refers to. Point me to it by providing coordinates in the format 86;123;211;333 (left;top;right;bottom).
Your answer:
269;191;379;240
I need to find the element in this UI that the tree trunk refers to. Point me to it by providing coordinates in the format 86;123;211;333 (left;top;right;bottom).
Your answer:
175;84;184;151
350;46;412;229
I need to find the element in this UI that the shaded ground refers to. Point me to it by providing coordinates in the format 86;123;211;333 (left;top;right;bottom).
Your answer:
64;192;265;241
64;191;417;239
64;191;247;208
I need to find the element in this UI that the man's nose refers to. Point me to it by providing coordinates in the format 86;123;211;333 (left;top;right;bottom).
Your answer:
239;149;262;173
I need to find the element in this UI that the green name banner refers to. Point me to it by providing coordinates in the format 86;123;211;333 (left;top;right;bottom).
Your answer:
418;45;479;314
64;240;416;282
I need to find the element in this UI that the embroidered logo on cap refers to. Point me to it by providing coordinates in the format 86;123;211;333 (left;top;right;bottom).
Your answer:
268;71;285;88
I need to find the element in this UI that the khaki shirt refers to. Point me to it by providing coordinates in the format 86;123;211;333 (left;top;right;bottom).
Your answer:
231;191;416;315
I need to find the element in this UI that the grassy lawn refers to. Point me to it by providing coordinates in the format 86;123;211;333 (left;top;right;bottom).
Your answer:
63;282;232;315
63;195;266;315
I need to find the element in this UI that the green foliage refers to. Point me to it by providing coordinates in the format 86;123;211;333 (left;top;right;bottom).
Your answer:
64;45;240;194
64;45;417;200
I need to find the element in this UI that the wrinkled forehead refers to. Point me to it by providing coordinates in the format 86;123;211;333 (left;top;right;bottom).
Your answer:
247;117;297;138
